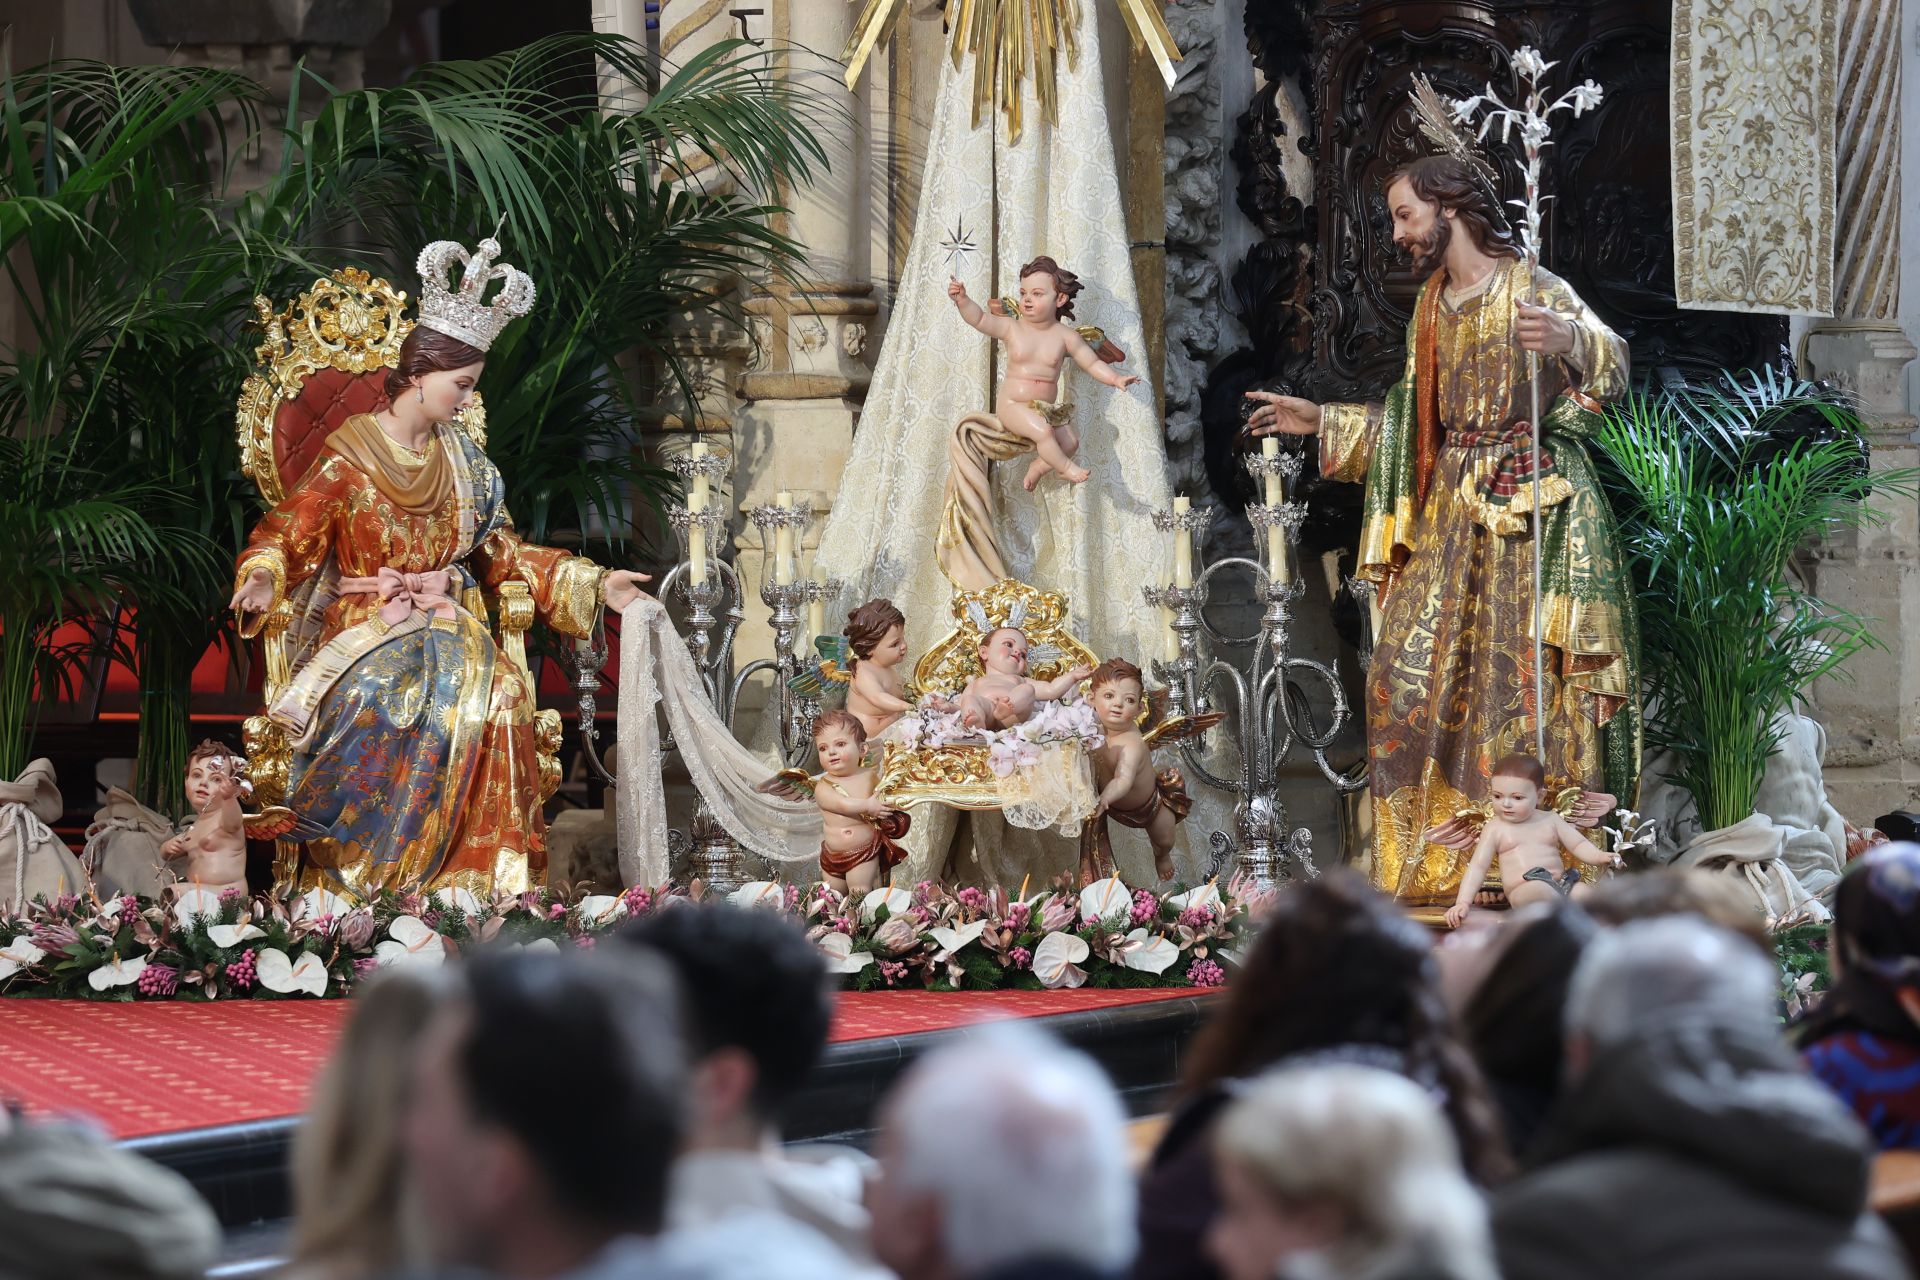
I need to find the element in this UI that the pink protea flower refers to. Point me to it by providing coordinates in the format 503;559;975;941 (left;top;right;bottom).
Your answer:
1039;894;1077;934
622;886;654;916
30;923;79;953
1007;946;1033;970
1130;890;1159;926
337;910;376;950
137;964;179;997
1186;958;1225;988
225;949;258;991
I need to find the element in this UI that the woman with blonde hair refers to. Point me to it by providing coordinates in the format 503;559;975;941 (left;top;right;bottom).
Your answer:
280;970;444;1280
1207;1065;1498;1280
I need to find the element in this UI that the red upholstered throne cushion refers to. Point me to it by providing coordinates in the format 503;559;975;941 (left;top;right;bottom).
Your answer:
274;368;391;494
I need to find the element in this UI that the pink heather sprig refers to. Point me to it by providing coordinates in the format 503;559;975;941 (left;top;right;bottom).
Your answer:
1007;946;1033;970
119;897;142;928
783;884;801;912
878;960;908;986
226;949;258;991
1130;889;1159;926
1186;958;1225;988
137;963;179;997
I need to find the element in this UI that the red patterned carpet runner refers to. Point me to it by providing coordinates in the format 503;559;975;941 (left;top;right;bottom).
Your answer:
0;987;1205;1139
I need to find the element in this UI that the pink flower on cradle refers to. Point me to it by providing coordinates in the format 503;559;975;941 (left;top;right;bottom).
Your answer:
137;963;179;997
987;737;1041;777
1186;958;1226;988
956;886;988;914
1131;890;1159;927
1007;946;1033;970
225;949;258;991
895;716;926;750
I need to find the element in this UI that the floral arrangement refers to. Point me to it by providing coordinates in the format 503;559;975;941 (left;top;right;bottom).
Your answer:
0;875;1262;1002
900;697;1106;777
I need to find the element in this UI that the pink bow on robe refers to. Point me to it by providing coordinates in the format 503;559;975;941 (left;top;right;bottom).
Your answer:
338;567;460;626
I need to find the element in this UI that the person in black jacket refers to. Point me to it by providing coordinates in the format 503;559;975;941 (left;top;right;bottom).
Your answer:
1493;915;1910;1280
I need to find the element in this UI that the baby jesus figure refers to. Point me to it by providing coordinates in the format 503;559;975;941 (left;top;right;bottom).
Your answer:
947;255;1140;489
930;626;1093;733
161;740;252;897
1441;753;1621;928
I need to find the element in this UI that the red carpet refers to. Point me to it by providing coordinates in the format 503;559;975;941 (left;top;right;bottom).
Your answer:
0;988;1204;1140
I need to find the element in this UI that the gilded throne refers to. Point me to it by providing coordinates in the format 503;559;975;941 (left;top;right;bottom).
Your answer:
233;268;563;891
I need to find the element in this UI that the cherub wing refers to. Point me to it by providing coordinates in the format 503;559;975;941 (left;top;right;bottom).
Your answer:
756;769;817;802
242;806;299;841
1422;804;1489;850
1142;711;1225;748
787;635;854;702
1075;324;1128;366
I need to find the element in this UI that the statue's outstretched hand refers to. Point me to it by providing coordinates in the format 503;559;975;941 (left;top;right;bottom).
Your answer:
1244;390;1324;437
230;568;275;615
603;570;653;611
948;276;968;302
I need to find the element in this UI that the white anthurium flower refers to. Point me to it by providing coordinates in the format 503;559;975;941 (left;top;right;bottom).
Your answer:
817;931;875;974
1119;928;1180;975
293;888;351;923
1033;931;1091;989
173;887;222;929
255;948;330;997
1168;884;1223;914
928;919;988;960
99;896;126;920
1078;879;1131;925
88;955;148;992
375;915;448;969
206;923;266;949
727;882;785;911
0;936;47;981
861;886;913;923
576;895;629;927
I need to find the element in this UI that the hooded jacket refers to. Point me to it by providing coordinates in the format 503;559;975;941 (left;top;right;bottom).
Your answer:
1492;1018;1909;1280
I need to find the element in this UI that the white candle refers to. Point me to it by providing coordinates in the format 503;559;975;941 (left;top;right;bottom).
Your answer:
687;443;709;583
773;491;797;585
1262;438;1289;585
1172;496;1193;589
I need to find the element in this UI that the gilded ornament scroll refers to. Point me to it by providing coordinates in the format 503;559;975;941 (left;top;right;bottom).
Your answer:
1671;0;1838;315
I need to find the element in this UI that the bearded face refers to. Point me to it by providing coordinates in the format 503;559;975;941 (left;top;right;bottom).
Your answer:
1387;177;1453;275
1403;213;1451;275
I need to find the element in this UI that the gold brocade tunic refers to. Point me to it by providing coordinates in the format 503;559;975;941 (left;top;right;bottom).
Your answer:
1320;261;1636;903
235;414;604;899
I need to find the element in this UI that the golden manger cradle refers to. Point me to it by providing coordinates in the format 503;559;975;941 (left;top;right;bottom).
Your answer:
875;579;1098;811
233;268;563;887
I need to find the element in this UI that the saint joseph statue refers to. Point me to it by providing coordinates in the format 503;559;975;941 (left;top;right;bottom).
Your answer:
1249;155;1641;903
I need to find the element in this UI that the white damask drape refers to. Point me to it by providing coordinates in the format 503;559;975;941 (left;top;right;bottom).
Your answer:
813;9;1218;886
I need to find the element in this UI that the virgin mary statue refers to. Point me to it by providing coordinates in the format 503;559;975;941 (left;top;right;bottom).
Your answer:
230;234;650;900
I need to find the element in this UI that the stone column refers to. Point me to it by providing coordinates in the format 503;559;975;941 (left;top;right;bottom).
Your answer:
1803;0;1920;820
125;0;393;192
731;0;877;672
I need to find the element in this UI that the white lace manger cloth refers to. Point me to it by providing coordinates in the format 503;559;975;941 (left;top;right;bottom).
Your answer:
615;596;824;887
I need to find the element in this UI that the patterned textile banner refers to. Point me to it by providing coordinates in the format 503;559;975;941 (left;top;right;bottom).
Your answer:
1671;0;1838;315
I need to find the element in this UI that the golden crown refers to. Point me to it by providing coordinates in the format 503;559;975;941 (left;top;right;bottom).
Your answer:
414;231;536;352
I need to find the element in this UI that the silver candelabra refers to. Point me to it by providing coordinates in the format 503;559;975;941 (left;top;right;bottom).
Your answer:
571;455;838;893
1144;448;1365;888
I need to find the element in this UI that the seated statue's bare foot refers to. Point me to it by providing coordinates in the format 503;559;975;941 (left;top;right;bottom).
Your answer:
1474;888;1506;908
1154;852;1175;883
1064;464;1091;484
1022;456;1051;491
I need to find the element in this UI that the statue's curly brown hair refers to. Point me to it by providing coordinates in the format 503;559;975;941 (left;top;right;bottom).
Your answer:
811;709;867;744
844;598;906;670
1089;657;1143;690
1385;155;1521;261
1016;255;1083;321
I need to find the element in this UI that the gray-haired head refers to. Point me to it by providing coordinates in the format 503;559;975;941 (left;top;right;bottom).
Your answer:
874;1024;1134;1277
1565;914;1780;1062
